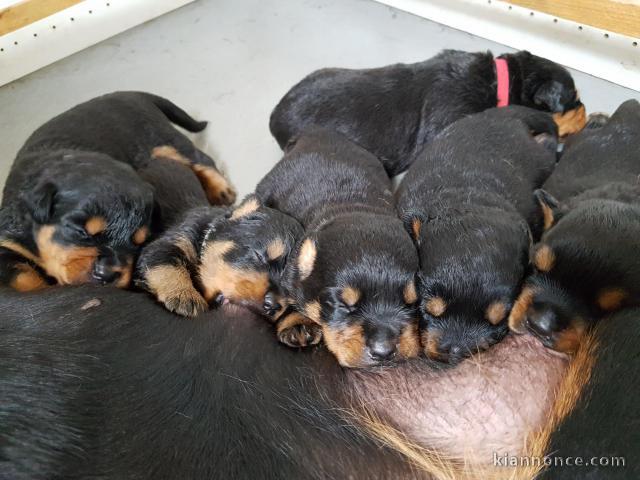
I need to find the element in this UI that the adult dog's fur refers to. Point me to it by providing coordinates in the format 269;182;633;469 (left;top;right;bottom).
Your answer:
0;287;415;480
271;50;584;176
0;287;636;480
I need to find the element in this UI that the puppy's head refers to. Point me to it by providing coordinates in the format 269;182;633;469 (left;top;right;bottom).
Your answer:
286;214;421;368
509;190;639;353
509;51;585;136
410;213;525;364
198;196;303;312
21;153;154;287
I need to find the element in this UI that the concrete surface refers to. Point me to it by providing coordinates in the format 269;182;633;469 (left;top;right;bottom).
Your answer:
0;0;638;198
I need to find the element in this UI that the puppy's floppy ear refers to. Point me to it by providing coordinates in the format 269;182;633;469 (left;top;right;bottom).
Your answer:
534;189;566;230
230;195;261;220
22;182;57;224
533;80;564;113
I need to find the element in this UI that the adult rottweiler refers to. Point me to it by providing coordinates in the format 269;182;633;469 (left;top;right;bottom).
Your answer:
509;99;640;353
0;288;637;480
396;106;559;364
270;50;584;176
0;91;234;291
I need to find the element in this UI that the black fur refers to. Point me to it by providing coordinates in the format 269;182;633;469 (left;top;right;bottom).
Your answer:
510;99;640;353
540;308;640;479
134;202;302;317
257;129;420;367
396;106;558;363
270;50;580;176
0;91;230;290
0;286;416;480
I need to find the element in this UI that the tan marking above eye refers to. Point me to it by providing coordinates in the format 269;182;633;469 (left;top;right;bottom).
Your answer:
596;288;627;311
403;281;418;304
297;238;317;281
266;237;286;261
85;216;107;236
534;244;555;272
230;197;260;220
340;286;361;307
133;226;149;246
485;301;508;325
425;297;447;317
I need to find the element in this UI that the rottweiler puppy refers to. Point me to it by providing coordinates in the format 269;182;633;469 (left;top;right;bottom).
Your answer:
509;99;640;354
270;49;584;176
0;91;234;292
396;106;559;364
137;130;420;368
135;202;302;317
255;129;421;367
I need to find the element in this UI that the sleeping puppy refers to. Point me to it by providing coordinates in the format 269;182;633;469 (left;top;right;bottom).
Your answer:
396;106;559;364
257;129;421;367
0;91;233;291
270;49;584;176
135;203;302;317
509;99;640;354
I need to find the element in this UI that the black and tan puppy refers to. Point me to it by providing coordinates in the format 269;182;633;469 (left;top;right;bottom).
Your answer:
254;129;421;367
135;202;302;317
0;91;234;292
137;130;420;368
271;50;584;176
396;106;559;364
509;99;640;353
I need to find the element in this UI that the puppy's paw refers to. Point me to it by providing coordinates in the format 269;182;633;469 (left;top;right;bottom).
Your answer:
143;265;207;317
276;311;322;348
192;164;237;206
162;287;209;317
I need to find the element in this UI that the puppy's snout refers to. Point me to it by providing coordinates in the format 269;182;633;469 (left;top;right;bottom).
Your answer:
263;292;281;317
526;306;558;339
92;259;121;284
367;338;397;362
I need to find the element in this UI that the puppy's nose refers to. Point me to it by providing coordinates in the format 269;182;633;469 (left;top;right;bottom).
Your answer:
263;292;281;317
92;262;121;284
526;308;557;338
368;340;397;362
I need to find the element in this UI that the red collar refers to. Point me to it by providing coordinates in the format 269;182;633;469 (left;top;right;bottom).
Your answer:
494;58;510;107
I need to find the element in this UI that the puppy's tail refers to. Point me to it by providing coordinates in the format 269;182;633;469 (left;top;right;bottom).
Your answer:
143;93;208;132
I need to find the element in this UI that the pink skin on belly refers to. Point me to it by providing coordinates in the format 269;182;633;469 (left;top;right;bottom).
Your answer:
347;333;568;464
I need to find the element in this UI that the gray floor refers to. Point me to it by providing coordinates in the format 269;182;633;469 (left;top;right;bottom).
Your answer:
0;0;638;197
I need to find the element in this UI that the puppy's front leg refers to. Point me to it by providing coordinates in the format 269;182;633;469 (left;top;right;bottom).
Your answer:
0;246;49;292
275;309;323;348
135;208;216;317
